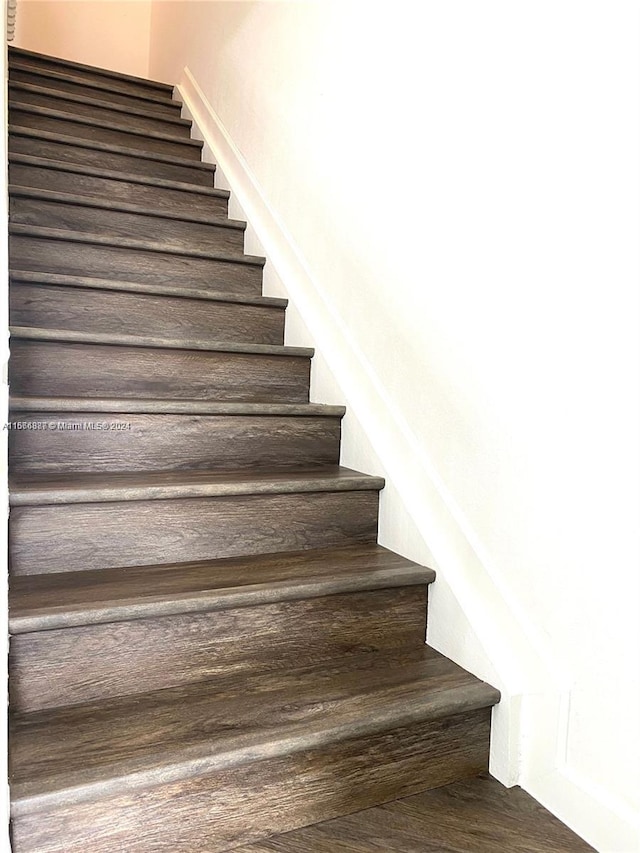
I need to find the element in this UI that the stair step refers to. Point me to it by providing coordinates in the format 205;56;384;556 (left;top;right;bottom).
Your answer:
10;186;246;254
9;328;311;403
9;45;174;98
9;154;228;215
9;647;499;852
8;64;183;115
9;81;192;137
9;468;382;575
9;102;203;160
10;126;216;186
10;277;284;345
8;409;340;474
10;225;265;296
10;545;432;710
9;397;345;417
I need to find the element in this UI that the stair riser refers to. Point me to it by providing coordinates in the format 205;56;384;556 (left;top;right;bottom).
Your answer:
9;107;202;161
9;55;173;100
10;709;491;853
10;235;263;296
10;89;191;138
10;196;245;254
9;162;227;216
10;491;380;576
11;586;427;712
9;133;214;186
10;284;283;346
9;413;339;473
9;67;182;116
9;340;310;403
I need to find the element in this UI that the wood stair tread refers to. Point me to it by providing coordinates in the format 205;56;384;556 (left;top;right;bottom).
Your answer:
9;270;285;307
9;396;344;417
8;101;202;149
10;544;435;632
10;645;500;817
9;125;216;174
9;80;190;127
9;45;174;93
9;152;223;195
10;184;246;229
10;326;310;356
8;63;182;110
10;223;265;265
9;465;385;506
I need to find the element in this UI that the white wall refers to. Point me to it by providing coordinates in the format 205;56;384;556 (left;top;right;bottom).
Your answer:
149;4;640;850
14;0;153;78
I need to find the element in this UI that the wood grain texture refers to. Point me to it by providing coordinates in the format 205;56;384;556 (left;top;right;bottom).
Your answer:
10;192;246;254
8;66;182;115
9;104;203;160
8;412;338;474
10;545;434;632
233;774;596;853
10;708;492;853
10;489;380;574
10;282;282;344
11;585;427;711
9;397;342;417
9;339;310;402
9;158;228;216
9;82;192;137
9;47;174;96
9;128;216;185
10;230;264;295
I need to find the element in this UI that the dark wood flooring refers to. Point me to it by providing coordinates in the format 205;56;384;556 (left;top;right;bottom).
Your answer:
235;774;596;852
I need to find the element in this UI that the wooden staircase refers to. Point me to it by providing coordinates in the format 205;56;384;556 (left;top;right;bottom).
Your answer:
7;46;500;853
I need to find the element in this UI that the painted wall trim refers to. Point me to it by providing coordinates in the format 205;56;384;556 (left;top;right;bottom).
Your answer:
177;65;636;851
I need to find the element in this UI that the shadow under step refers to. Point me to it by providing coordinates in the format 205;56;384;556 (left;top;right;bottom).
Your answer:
9;103;203;160
9;154;228;215
10;186;247;254
9;327;310;402
10;272;285;345
9;81;192;138
8;63;183;116
9;646;499;853
9;225;265;296
9;45;174;100
10;544;433;710
9;466;383;575
10;126;216;186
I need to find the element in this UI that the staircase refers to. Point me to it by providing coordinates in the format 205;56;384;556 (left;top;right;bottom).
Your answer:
6;46;500;853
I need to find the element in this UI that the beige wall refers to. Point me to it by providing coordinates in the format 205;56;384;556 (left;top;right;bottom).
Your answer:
14;0;153;78
149;3;639;851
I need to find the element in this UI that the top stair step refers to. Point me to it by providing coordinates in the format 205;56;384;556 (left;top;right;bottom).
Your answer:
8;63;183;116
9;46;174;99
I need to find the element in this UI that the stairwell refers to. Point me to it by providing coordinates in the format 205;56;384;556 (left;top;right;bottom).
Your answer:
6;46;501;852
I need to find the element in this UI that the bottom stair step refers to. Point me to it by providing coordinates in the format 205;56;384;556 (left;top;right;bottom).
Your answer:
10;646;500;853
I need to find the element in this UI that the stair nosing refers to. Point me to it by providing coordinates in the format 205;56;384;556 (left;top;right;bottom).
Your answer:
8;80;191;128
10;566;435;633
8;64;182;110
9;467;384;507
8;396;345;418
10;326;310;357
8;101;203;149
9;223;266;266
9;184;246;230
9;153;225;196
10;679;499;817
9;271;285;308
9;46;174;94
10;125;216;173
